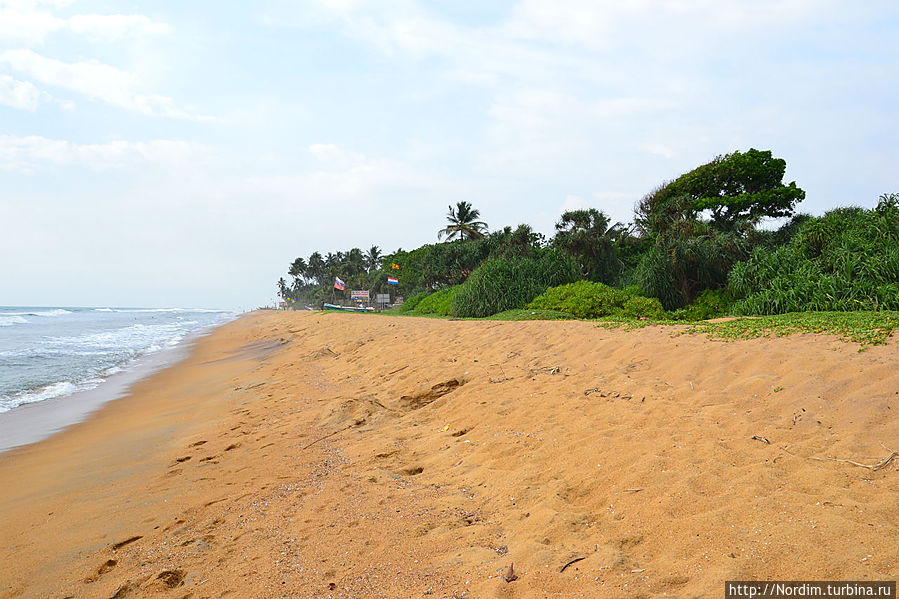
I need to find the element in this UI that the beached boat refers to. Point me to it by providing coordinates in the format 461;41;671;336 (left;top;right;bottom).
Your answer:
323;303;375;313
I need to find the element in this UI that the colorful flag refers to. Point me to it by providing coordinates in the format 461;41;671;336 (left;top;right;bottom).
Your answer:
391;263;400;270
334;277;346;290
387;276;399;285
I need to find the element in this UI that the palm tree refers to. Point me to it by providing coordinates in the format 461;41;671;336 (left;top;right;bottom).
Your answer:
438;201;488;241
345;248;365;277
365;245;382;272
307;252;326;286
288;257;307;284
277;277;289;303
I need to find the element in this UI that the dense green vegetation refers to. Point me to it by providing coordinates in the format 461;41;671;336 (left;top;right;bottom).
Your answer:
527;281;665;319
414;286;458;316
728;195;899;314
278;150;897;333
449;250;579;317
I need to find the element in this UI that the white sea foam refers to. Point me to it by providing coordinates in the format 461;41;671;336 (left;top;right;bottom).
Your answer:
92;308;227;313
0;379;100;413
4;309;71;317
0;307;233;414
0;316;28;327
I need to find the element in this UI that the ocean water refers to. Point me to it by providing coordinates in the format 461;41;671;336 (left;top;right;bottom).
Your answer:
0;306;234;414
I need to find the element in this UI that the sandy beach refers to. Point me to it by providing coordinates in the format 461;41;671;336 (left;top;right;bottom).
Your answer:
1;310;897;598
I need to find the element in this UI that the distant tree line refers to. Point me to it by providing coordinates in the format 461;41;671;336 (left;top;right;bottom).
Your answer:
278;148;898;316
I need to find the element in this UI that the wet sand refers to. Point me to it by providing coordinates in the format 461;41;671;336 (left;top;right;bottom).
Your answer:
0;334;201;453
0;310;897;598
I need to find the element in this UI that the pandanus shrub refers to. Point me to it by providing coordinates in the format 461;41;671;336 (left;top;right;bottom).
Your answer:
450;250;579;317
728;198;899;314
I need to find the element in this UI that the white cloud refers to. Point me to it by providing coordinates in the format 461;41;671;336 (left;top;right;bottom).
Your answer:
0;2;170;44
640;143;674;159
248;144;439;201
559;194;587;213
504;0;843;53
0;73;41;109
0;1;74;8
0;135;209;172
0;49;214;120
0;8;64;44
67;14;171;41
308;143;370;170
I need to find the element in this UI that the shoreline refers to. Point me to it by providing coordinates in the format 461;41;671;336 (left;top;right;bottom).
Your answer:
1;310;896;598
0;318;235;453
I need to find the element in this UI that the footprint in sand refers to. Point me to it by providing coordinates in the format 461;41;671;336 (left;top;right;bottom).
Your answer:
109;580;137;598
82;559;117;583
148;569;186;590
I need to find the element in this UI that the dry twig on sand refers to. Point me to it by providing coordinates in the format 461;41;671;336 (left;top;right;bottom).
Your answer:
809;445;898;472
560;557;586;573
301;424;353;450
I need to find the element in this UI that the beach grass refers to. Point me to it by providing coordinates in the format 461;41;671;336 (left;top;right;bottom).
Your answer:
595;310;899;347
679;310;899;347
378;307;899;347
483;308;576;321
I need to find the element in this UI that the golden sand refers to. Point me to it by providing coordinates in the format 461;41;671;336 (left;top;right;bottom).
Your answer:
1;311;897;598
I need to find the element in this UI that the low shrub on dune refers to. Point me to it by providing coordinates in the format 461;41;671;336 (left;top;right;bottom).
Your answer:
527;280;666;319
394;292;426;313
413;286;459;316
671;289;734;321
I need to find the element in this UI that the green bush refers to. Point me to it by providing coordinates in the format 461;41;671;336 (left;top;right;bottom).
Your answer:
414;286;459;316
728;200;899;314
527;280;666;319
450;250;579;317
394;292;426;313
672;289;734;321
620;295;667;319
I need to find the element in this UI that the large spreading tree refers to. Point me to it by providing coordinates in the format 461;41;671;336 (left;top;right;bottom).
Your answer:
638;148;805;234
633;149;805;309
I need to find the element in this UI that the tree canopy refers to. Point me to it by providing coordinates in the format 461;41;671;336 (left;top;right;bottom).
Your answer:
552;208;630;284
638;148;805;233
438;201;488;241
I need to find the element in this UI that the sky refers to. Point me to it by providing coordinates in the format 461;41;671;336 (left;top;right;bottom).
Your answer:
1;0;897;310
